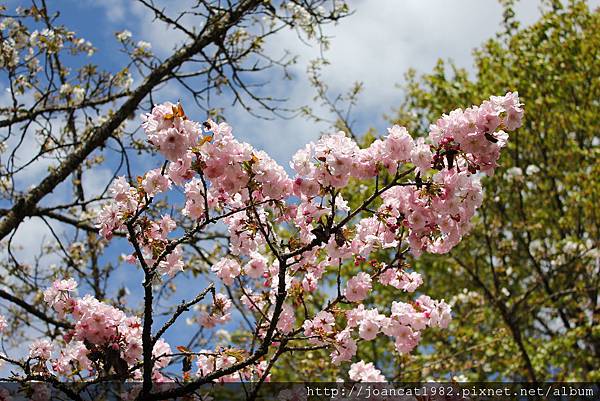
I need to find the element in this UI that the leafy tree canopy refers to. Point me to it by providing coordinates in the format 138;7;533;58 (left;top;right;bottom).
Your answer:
273;0;600;382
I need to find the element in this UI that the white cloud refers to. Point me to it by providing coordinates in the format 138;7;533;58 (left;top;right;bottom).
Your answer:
64;1;600;169
225;0;545;165
82;0;128;23
1;216;62;270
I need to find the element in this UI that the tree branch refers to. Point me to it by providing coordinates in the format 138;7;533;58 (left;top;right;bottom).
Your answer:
0;0;265;242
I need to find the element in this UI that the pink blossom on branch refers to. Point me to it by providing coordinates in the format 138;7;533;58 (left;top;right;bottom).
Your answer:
83;94;522;383
344;272;372;302
28;339;53;360
348;360;386;382
197;293;232;328
39;280;173;380
141;168;171;196
211;258;241;286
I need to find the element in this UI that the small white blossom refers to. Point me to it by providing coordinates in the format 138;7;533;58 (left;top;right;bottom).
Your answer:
116;30;132;42
505;166;523;181
525;164;540;175
136;41;151;51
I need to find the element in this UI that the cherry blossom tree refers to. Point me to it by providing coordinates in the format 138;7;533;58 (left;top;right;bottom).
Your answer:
0;1;534;400
384;0;599;381
1;91;522;400
0;0;351;314
0;0;350;393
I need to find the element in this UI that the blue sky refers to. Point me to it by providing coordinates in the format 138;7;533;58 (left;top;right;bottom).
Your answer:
44;0;551;163
3;0;599;374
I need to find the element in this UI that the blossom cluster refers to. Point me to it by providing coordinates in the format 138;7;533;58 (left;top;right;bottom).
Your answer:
348;360;386;382
196;351;268;382
428;92;523;175
196;293;233;329
291;125;415;192
92;93;522;382
39;279;172;381
304;279;450;365
375;168;484;256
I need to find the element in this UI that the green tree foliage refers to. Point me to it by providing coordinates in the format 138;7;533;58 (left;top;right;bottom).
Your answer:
387;0;600;381
271;0;599;382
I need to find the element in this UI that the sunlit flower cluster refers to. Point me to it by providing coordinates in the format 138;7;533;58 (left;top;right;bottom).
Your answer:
42;280;171;380
92;94;522;380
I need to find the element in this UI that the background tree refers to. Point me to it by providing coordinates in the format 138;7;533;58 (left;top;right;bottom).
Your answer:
0;0;349;369
273;0;600;382
0;0;525;393
2;0;597;393
0;1;525;397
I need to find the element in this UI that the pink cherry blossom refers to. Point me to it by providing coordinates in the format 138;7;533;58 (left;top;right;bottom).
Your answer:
410;137;433;173
168;151;195;185
159;215;176;236
331;329;357;365
348;360;386;382
344;272;372;302
198;293;232;328
141;102;200;161
393;325;421;354
183;177;208;220
142;168;171;196
358;318;380;341
303;311;335;344
244;252;268;279
428;92;522;176
80;93;522;380
29;339;53;360
152;338;172;369
52;341;91;376
158;245;184;277
43;279;78;317
211;258;241;286
276;304;295;335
